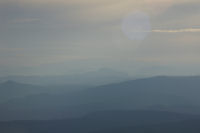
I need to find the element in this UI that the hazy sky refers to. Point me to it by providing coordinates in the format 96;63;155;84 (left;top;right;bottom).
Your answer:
0;0;200;76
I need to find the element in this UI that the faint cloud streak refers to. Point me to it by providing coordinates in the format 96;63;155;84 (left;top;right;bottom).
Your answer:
133;28;200;33
152;28;200;33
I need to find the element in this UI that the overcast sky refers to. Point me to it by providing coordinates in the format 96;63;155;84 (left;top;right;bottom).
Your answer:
0;0;200;76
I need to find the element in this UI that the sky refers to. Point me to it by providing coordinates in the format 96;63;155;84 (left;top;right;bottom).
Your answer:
0;0;200;76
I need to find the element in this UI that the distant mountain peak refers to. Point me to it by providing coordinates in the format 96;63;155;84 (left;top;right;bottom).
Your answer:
2;80;19;85
0;80;28;87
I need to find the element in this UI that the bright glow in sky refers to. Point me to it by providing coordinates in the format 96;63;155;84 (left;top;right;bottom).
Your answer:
122;11;151;40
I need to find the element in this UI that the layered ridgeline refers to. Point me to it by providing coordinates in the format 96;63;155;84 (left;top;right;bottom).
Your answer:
0;80;45;103
1;76;200;120
0;110;199;133
0;80;89;103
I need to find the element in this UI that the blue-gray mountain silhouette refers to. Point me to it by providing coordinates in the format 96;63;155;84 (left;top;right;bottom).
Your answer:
1;76;200;120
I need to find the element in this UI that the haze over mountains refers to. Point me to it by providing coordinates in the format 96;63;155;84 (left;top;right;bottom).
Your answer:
0;68;131;86
1;0;200;132
1;76;200;121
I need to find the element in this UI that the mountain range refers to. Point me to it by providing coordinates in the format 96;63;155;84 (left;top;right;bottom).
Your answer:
1;76;200;120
